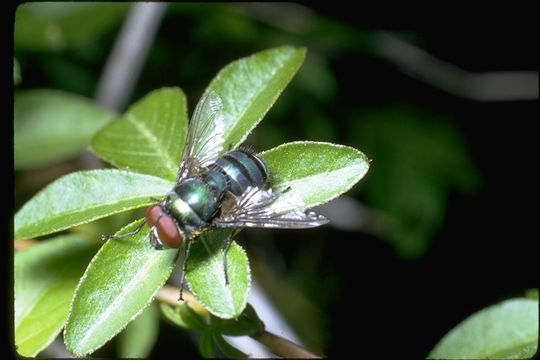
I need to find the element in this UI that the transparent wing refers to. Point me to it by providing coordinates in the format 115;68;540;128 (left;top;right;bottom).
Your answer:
176;90;226;182
215;187;329;229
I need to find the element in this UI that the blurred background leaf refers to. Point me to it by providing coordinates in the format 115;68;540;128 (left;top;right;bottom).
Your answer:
14;57;21;85
15;235;99;357
15;3;128;52
117;302;160;358
14;89;114;170
348;105;481;257
429;298;538;359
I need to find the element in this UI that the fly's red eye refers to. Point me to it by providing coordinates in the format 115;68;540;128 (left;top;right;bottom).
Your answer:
145;205;183;248
145;205;162;228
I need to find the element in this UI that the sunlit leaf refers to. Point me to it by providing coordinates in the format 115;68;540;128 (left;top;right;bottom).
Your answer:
64;220;178;356
261;141;370;209
204;46;306;153
91;88;188;182
14;89;115;169
186;230;250;319
15;170;173;240
15;235;98;357
429;298;538;359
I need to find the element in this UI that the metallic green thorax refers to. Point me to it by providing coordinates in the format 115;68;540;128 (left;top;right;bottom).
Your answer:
165;150;268;239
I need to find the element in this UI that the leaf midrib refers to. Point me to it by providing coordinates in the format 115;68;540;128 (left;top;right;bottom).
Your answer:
223;57;282;149
74;251;166;349
125;113;177;178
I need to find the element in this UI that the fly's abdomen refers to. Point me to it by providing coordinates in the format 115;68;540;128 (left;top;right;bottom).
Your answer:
213;150;268;196
168;178;219;236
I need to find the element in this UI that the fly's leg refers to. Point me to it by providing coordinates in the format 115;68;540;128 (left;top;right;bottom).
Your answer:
149;227;164;250
178;238;193;301
100;219;146;242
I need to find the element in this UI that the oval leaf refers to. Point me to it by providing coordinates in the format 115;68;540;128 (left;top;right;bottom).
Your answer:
217;304;265;337
261;141;370;208
186;230;250;319
160;303;202;331
117;302;159;358
204;46;306;152
15;169;173;240
64;220;178;356
15;3;128;51
91;88;188;182
199;331;215;358
14;89;115;169
429;298;539;359
15;234;98;357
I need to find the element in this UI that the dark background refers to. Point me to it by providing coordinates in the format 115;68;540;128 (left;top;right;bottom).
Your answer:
13;4;538;358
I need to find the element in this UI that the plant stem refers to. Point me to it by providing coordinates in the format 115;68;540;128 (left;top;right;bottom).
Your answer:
95;2;168;112
14;239;38;250
251;330;322;358
155;285;323;358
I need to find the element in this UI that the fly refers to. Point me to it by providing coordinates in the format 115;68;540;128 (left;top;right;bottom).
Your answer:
103;91;328;300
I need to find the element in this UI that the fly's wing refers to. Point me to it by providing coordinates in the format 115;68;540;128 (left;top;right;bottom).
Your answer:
176;91;226;182
215;187;329;229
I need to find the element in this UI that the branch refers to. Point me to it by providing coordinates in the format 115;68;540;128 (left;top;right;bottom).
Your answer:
155;285;323;358
251;330;322;359
95;3;168;112
14;239;38;251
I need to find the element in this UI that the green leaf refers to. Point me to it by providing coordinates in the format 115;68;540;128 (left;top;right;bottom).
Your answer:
203;46;306;152
179;302;209;332
14;89;115;169
186;230;250;319
91;88;188;182
15;169;173;240
117;302;159;358
15;234;98;357
160;302;207;332
64;220;178;356
15;3;128;51
429;298;539;359
160;303;189;329
218;303;265;337
261;141;370;208
350;106;481;258
199;331;215;358
14;57;21;85
213;333;247;358
525;288;539;300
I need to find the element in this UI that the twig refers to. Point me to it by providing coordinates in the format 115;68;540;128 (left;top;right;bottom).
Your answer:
154;284;209;317
155;285;323;358
252;330;322;359
95;3;168;112
14;239;38;250
234;3;538;101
